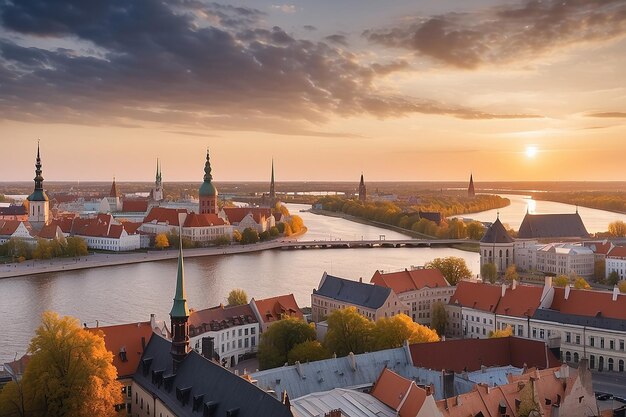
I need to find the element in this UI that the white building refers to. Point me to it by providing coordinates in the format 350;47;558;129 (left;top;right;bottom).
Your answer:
534;243;594;277
71;213;141;251
606;246;626;280
479;217;514;274
140;207;233;243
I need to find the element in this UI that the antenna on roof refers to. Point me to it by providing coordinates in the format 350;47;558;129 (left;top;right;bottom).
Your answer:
497;211;500;220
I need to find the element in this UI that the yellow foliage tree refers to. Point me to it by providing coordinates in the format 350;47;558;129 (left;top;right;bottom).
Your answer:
227;288;248;306
608;221;626;237
573;277;591;289
371;314;439;350
504;264;518;283
324;307;373;357
0;311;123;417
155;233;169;250
618;280;626;293
553;275;569;287
489;325;513;338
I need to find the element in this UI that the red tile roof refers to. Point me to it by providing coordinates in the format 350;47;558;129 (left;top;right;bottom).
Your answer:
584;241;613;256
121;222;142;235
183;213;226;227
449;281;502;313
409;337;560;373
122;199;149;213
143;207;187;226
495;284;544;318
70;214;126;238
86;321;154;378
56;215;76;233
607;246;626;259
549;287;626;321
252;294;303;324
4;354;31;376
223;207;271;224
371;268;449;294
371;368;427;416
0;220;22;236
37;222;61;239
189;304;257;336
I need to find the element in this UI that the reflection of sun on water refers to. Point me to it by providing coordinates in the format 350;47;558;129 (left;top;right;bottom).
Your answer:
525;198;536;214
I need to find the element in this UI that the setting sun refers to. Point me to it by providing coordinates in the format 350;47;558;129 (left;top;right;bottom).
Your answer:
525;146;538;159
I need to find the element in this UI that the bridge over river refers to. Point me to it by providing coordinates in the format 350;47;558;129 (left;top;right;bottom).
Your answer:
277;238;478;249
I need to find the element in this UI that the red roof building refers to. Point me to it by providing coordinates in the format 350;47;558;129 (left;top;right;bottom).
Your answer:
250;294;303;332
121;199;149;213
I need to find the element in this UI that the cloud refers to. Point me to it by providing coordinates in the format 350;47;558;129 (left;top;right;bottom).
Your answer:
303;25;317;31
364;0;626;69
271;4;296;14
586;111;626;118
324;34;348;46
0;0;542;135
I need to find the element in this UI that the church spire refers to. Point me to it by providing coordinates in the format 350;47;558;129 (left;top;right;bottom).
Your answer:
34;140;44;191
269;158;276;202
109;177;119;198
468;173;475;198
358;173;366;202
170;220;190;372
203;148;213;182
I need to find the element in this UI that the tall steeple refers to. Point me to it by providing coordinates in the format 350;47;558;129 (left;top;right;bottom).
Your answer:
358;173;366;202
269;158;276;205
199;148;218;214
27;141;49;227
468;173;475;198
34;141;44;191
109;177;119;198
152;158;164;202
170;224;190;372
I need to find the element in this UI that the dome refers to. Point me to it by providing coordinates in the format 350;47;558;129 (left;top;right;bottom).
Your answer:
199;181;218;197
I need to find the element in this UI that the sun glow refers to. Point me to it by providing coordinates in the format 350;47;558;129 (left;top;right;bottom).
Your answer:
525;146;538;159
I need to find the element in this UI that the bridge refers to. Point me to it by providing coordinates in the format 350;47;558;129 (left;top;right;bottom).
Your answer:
275;238;478;250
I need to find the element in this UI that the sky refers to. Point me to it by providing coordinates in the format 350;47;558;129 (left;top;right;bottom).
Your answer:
1;0;625;182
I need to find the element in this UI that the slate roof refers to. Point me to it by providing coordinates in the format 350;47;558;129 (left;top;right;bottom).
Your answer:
419;211;442;225
292;388;396;417
0;205;27;216
533;309;626;332
314;273;392;310
189;304;257;336
517;213;589;239
480;218;514;244
134;334;293;417
371;268;450;294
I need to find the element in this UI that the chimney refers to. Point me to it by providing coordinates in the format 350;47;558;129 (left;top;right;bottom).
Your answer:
501;283;507;298
150;313;156;329
295;361;303;378
456;395;462;406
359;277;362;283
512;279;517;290
544;276;553;288
564;285;571;300
348;352;357;371
613;286;619;301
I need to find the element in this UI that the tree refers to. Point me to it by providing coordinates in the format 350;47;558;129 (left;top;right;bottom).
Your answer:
371;314;439;351
431;302;449;337
258;317;316;370
425;257;472;285
240;227;259;244
553;275;569;287
232;229;242;243
155;233;169;250
287;340;331;365
259;230;271;241
324;307;373;357
212;235;231;246
608;271;620;286
481;263;497;284
573;277;590;290
608;221;626;237
594;260;606;283
65;236;88;257
269;226;280;237
227;289;248;306
489;325;513;338
466;221;485;241
0;311;122;417
517;379;541;417
32;239;52;260
504;264;518;283
618;280;626;293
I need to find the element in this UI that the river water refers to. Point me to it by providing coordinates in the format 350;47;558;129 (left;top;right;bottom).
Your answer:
1;197;624;363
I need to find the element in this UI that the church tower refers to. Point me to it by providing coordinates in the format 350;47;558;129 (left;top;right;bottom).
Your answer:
27;142;49;228
358;173;366;202
199;149;218;214
468;173;476;198
269;159;276;208
152;158;164;202
170;223;190;372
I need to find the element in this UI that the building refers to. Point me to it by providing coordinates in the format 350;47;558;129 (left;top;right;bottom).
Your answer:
249;294;303;332
467;174;475;198
198;149;218;215
479;216;515;274
370;268;454;325
583;240;614;262
0;205;28;221
106;178;123;212
418;211;443;225
152;158;164;202
141;207;232;243
606;246;626;280
188;303;259;367
533;243;594;277
219;207;274;233
311;272;407;322
268;159;277;207
358;174;366;202
131;232;293;417
26;143;50;229
517;212;589;240
71;213;141;251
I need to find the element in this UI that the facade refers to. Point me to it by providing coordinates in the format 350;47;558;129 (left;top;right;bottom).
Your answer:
141;207;233;243
250;294;303;332
106;178;123;212
533;243;594;277
219;207;274;233
479;217;515;274
0;205;28;221
358;174;366;202
26;143;50;229
188;304;259;367
71;213;141;251
467;173;475;198
370;268;454;325
606;246;626;280
198;149;218;215
311;272;407;322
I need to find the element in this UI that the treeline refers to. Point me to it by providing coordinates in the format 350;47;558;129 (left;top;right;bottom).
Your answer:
533;192;626;214
315;196;498;239
0;237;88;262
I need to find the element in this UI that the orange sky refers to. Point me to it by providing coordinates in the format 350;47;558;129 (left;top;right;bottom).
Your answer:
1;0;625;181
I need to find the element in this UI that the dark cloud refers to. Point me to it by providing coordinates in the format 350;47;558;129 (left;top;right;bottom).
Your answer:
364;0;626;69
303;25;317;31
586;112;626;118
0;0;541;134
324;34;348;46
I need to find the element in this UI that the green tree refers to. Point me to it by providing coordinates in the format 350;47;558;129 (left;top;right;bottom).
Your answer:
371;314;439;351
594;260;606;283
287;340;331;365
608;221;626;237
489;325;513;338
155;233;169;250
32;239;52;260
553;275;570;287
211;234;231;246
504;264;518;283
275;222;285;234
258;317;316;370
324;307;373;356
466;221;485;241
240;227;259;244
64;236;88;257
227;289;248;306
425;257;472;285
269;226;280;237
259;230;271;241
573;277;590;289
481;263;497;284
431;302;449;337
608;271;620;286
0;311;123;417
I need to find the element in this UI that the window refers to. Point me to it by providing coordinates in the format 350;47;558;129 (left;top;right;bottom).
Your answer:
620;360;624;372
576;334;581;345
610;340;615;350
565;332;571;343
517;326;523;337
251;336;256;347
238;329;242;337
620;340;625;351
609;358;614;371
590;337;595;347
532;328;537;338
128;385;132;398
590;355;595;369
565;351;571;362
601;338;605;349
141;398;143;410
539;329;545;339
251;328;256;335
135;393;138;405
574;353;579;363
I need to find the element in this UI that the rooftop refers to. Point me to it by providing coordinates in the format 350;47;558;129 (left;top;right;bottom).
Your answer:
371;268;450;294
189;304;257;336
251;294;303;324
545;286;626;321
314;273;392;310
449;280;502;313
480;218;514;244
518;212;589;239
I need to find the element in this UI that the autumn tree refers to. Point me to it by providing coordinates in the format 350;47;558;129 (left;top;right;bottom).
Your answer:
573;277;590;290
371;314;439;351
608;221;626;237
65;236;89;257
240;227;259;244
504;264;519;283
607;271;620;286
489;325;513;338
324;307;373;357
517;379;541;417
553;275;569;287
618;280;626;293
425;257;472;285
258;317;316;370
466;221;485;240
269;226;280;237
0;311;123;417
594;260;606;283
481;263;497;284
227;289;248;306
155;233;169;250
232;229;242;242
287;340;331;365
431;302;449;337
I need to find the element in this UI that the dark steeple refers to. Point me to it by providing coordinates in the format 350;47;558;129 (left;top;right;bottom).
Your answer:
199;148;217;197
468;173;475;198
27;141;48;202
170;225;190;372
269;158;276;203
358;173;366;202
109;177;119;198
156;158;162;184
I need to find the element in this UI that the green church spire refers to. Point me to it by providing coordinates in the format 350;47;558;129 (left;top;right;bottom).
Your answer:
170;235;189;318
